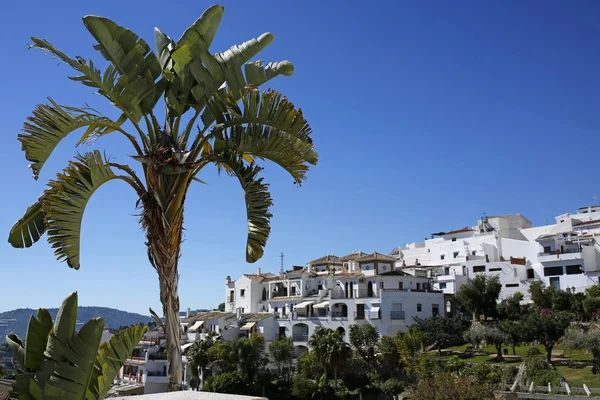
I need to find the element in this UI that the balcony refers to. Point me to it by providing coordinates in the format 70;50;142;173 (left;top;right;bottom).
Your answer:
538;249;582;262
390;311;405;320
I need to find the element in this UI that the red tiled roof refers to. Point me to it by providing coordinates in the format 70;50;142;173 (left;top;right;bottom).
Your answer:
355;252;397;263
243;273;276;283
338;251;366;262
309;254;343;265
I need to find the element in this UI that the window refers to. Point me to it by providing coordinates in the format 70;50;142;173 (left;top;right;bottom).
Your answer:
274;307;278;313
439;282;447;289
240;289;245;297
356;304;365;319
399;282;404;290
417;303;422;312
452;237;457;242
527;269;535;279
544;266;563;277
505;283;519;288
440;254;445;260
566;265;583;275
379;282;384;289
549;277;560;289
416;283;421;290
453;251;459;259
291;286;296;295
473;265;486;273
318;284;323;290
444;267;450;276
472;251;476;256
543;246;552;254
489;267;502;272
229;290;234;302
432;304;439;316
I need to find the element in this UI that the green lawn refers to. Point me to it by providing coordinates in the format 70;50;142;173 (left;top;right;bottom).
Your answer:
444;344;599;387
556;366;600;387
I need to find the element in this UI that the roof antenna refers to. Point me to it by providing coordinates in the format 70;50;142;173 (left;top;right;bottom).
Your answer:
279;252;285;274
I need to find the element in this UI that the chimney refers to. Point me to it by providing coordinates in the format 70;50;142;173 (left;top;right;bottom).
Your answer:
186;307;190;318
236;307;242;320
257;267;261;275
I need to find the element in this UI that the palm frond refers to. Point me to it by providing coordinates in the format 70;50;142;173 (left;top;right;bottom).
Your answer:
44;151;139;269
208;152;272;263
18;98;124;179
8;197;46;248
82;16;162;114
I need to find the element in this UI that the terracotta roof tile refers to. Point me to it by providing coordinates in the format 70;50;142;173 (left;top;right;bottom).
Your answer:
243;273;276;283
186;311;236;322
309;255;342;265
355;251;397;263
338;251;367;262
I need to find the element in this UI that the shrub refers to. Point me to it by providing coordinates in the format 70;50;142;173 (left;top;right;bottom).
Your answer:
203;371;249;394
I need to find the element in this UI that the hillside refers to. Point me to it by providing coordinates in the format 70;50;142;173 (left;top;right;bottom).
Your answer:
0;306;153;340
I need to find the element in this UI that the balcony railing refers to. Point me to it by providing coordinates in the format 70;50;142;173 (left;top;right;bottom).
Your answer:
390;311;405;320
538;248;581;257
331;312;348;318
292;334;309;342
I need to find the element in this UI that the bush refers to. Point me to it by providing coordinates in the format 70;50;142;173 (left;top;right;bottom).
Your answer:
203;371;249;394
410;372;493;400
524;357;561;386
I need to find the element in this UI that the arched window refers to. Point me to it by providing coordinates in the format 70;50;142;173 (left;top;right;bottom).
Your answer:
262;287;267;301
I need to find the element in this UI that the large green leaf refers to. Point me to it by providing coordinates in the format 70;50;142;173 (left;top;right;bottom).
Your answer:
8;197;46;248
43;151;128;269
31;38;145;123
24;309;53;370
44;318;104;399
177;5;224;53
87;324;148;399
82;16;161;114
210;152;272;263
201;88;317;183
18;99;123;179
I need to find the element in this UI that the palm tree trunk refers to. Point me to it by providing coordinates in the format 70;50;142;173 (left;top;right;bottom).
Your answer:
158;265;183;391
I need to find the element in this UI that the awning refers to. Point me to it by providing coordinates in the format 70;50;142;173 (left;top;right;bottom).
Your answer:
293;300;315;310
181;342;194;352
313;301;330;309
189;320;204;331
370;306;380;313
240;322;256;331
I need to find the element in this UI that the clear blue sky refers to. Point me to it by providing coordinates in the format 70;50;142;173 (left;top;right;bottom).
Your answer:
2;1;599;315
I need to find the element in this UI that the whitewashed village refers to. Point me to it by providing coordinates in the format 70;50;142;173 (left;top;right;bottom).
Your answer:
107;205;600;397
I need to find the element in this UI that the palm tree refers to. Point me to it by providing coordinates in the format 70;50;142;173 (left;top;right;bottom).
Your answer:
8;5;317;391
307;328;351;394
187;332;220;390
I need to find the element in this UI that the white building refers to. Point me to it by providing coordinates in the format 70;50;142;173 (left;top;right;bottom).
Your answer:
226;252;447;356
392;206;600;302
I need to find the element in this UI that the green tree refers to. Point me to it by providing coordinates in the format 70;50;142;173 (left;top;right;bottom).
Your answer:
529;281;555;310
413;315;469;356
234;333;268;383
307;328;351;394
378;335;401;379
216;303;225;312
203;371;249;395
187;332;220;390
482;324;510;361
349;323;379;366
6;292;146;399
523;310;571;363
583;286;600;319
296;350;325;380
269;336;294;383
497;292;524;320
8;6;317;390
456;275;501;320
561;323;600;373
499;319;525;356
463;322;486;350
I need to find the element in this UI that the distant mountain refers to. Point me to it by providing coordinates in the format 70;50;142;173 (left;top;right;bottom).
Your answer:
0;307;153;340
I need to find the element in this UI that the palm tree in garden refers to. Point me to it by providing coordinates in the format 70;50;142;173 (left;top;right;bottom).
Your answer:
187;332;220;390
308;328;351;394
8;5;317;391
